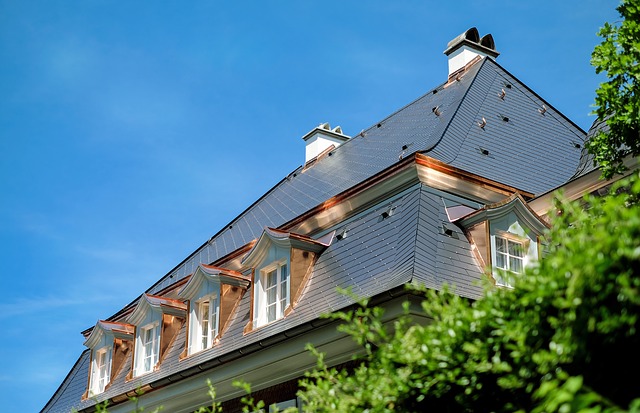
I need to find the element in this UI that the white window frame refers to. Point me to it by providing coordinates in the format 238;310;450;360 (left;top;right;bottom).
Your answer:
90;346;112;395
135;322;160;377
255;259;289;327
190;295;219;354
491;231;528;288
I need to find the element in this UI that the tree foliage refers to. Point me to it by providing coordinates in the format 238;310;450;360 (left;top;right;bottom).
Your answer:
589;0;640;179
297;173;640;412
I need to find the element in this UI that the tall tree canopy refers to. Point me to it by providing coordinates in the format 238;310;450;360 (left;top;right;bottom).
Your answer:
589;0;640;179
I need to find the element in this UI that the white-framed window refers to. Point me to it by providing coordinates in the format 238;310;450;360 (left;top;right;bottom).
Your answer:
492;232;527;287
90;347;112;395
255;260;289;327
192;295;219;354
135;323;160;376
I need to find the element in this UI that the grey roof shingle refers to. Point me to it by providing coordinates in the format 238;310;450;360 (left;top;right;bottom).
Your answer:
430;60;586;192
43;184;486;412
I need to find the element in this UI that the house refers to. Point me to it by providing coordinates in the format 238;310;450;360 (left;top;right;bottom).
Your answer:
41;27;626;413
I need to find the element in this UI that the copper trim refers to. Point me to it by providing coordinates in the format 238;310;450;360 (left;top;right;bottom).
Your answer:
415;154;535;199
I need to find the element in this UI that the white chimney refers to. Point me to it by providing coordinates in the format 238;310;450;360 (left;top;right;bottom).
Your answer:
302;122;350;163
444;27;499;77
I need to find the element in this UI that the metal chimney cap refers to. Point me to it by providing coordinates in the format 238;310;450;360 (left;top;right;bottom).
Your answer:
444;27;499;58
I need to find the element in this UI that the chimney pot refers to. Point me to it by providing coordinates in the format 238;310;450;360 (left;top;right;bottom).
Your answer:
444;27;499;77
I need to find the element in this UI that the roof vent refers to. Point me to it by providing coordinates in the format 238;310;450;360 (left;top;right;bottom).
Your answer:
444;27;500;77
302;122;350;163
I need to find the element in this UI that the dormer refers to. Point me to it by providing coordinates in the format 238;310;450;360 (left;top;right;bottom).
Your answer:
126;294;186;378
302;122;350;163
178;264;250;357
242;228;334;331
444;27;499;78
455;194;549;287
82;321;134;398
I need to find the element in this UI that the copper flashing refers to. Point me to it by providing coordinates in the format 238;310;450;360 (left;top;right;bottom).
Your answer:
200;264;248;282
241;227;334;268
456;192;550;231
281;153;418;232
443;27;499;58
415;154;535;199
145;294;188;310
446;54;483;84
302;144;335;171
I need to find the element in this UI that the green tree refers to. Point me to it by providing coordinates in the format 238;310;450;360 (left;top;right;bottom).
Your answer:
589;0;640;179
297;174;640;412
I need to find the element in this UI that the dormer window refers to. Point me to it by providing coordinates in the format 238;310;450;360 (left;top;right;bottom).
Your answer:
92;347;111;394
196;295;219;350
178;264;249;357
258;259;289;325
454;193;548;288
492;232;528;287
126;294;186;378
82;320;134;398
138;322;160;375
242;228;334;332
494;234;524;273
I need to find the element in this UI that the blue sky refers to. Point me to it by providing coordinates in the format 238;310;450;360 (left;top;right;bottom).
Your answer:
0;1;619;411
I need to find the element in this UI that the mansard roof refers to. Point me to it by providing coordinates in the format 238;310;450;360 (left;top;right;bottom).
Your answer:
42;54;586;413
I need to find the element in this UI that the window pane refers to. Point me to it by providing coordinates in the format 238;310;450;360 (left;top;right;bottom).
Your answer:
508;240;524;257
201;301;210;349
267;303;276;322
153;325;160;364
142;326;156;373
496;252;506;269
510;256;523;273
96;350;108;392
267;284;277;304
266;270;277;288
280;276;288;303
211;297;218;337
496;237;506;252
143;352;151;372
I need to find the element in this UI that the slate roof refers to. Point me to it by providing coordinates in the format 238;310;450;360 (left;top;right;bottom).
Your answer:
42;56;586;413
42;184;485;413
140;57;584;299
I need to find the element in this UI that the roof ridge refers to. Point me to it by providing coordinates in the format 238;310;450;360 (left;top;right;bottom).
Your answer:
484;58;587;137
